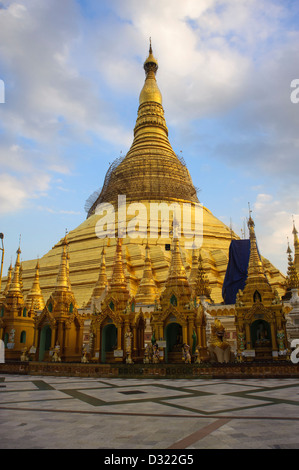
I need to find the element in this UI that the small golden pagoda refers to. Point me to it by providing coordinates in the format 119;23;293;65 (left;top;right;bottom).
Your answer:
235;215;289;361
150;235;208;363
0;247;35;360
90;238;145;363
34;236;85;362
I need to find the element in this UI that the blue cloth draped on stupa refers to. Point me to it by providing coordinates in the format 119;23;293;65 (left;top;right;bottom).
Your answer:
222;239;250;304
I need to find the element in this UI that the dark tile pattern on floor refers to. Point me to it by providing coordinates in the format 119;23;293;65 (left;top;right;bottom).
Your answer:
0;375;299;449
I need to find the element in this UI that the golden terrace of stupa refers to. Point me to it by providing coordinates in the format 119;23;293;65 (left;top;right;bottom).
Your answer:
10;44;285;308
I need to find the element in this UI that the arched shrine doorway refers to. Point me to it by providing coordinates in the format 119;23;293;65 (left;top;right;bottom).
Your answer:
165;322;183;363
101;323;117;363
39;325;52;361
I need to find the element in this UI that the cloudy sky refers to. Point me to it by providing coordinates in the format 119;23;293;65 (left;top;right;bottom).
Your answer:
0;0;298;276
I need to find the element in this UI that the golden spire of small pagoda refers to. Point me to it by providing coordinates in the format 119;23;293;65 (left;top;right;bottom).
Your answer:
160;232;192;309
240;211;274;305
8;246;23;295
1;263;13;297
19;262;24;293
247;213;266;280
102;238;130;312
66;251;72;291
55;236;70;292
25;260;45;310
292;219;299;273
189;247;199;291
135;241;157;304
109;238;129;293
168;237;188;282
285;243;299;290
88;246;108;304
195;253;212;301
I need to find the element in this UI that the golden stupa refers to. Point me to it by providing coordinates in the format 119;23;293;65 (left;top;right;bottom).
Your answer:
15;44;285;307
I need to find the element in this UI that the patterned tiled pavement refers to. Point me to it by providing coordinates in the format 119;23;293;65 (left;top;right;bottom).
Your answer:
1;374;299;450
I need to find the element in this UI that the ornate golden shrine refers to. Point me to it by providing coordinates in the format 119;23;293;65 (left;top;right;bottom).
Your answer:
0;248;35;360
235;215;289;361
34;237;85;362
90;238;145;363
150;237;209;363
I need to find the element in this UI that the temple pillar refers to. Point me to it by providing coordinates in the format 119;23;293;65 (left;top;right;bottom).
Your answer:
75;324;82;354
94;327;101;361
182;323;188;344
113;323;123;363
33;324;39;349
140;326;144;354
57;320;63;347
201;326;207;349
245;323;251;349
187;319;194;347
64;325;70;358
157;322;163;340
270;322;278;351
50;326;56;349
117;323;122;350
133;325;137;352
196;325;201;348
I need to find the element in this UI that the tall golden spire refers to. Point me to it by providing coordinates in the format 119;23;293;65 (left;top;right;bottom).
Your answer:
195;253;212;301
88;247;108;303
139;39;161;106
241;214;274;305
165;237;191;294
19;262;24;293
66;251;72;291
247;215;266;280
1;263;13;297
103;238;130;312
285;243;299;290
293;220;299;273
159;235;192;309
25;260;45;310
55;236;69;292
109;238;128;293
168;237;188;281
8;247;22;295
135;242;157;304
189;247;199;292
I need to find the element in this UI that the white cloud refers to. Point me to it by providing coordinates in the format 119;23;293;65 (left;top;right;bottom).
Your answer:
252;192;299;274
37;206;81;215
0;172;50;213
